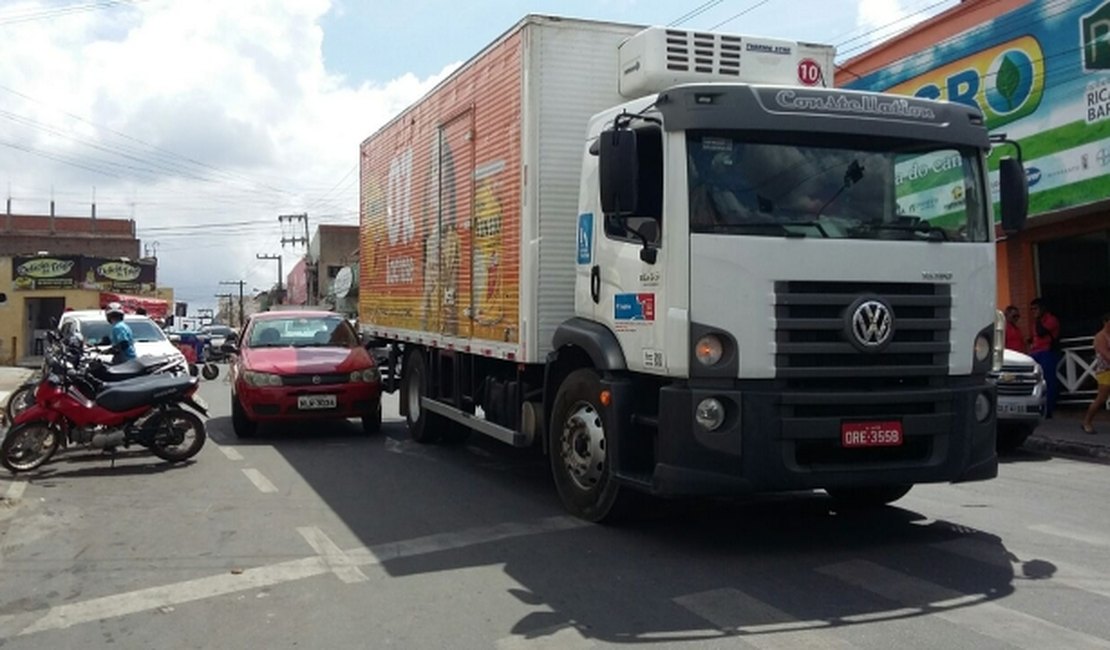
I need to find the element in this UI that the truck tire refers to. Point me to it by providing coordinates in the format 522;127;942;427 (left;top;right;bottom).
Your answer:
997;423;1034;453
549;368;637;523
402;350;443;443
825;484;912;509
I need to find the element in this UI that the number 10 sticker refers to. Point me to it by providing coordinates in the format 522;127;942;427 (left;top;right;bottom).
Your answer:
798;58;822;86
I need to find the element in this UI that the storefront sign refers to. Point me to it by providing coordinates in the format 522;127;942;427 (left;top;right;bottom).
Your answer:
845;0;1110;220
12;256;80;290
11;256;157;292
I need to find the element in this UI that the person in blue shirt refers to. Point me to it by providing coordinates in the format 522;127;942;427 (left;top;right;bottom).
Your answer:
105;302;136;364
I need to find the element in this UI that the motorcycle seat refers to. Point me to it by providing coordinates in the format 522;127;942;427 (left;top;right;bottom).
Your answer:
96;374;196;413
98;355;174;381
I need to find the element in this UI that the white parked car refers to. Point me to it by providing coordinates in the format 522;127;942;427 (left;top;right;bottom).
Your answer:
58;310;187;368
989;348;1047;452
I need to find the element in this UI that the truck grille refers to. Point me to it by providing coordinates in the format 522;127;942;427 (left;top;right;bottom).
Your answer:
774;281;951;383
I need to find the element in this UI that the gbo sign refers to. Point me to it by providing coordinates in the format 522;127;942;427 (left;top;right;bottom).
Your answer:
886;36;1045;131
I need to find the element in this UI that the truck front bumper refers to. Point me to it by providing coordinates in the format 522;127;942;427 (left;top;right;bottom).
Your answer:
607;377;997;497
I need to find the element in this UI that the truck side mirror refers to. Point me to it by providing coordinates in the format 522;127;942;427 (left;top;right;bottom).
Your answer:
599;129;639;215
998;157;1028;234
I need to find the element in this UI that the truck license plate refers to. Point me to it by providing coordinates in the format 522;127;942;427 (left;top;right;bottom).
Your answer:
298;395;337;410
841;420;903;448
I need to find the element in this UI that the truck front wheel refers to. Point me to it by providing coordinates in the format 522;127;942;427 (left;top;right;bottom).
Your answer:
549;368;636;523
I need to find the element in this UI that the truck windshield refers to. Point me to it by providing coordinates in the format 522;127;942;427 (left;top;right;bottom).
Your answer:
686;131;989;242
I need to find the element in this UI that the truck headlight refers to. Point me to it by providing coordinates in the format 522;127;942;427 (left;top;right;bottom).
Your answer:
695;335;724;367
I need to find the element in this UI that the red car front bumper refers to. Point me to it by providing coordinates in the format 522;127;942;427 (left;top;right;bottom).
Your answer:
236;380;381;421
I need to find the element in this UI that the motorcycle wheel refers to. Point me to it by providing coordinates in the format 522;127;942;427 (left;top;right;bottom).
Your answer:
4;384;36;422
201;363;219;380
147;409;207;462
1;421;60;473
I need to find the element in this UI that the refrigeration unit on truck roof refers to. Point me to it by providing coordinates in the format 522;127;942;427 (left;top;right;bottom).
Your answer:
617;26;836;98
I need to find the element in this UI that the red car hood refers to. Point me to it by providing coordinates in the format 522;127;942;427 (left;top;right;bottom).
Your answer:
242;346;372;374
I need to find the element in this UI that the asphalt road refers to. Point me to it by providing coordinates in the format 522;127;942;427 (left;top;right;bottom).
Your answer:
2;373;1110;648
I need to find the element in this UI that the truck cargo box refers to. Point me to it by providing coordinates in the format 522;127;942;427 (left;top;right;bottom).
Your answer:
359;16;642;364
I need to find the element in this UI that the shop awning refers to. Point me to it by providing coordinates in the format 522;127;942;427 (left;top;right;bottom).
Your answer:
99;292;169;319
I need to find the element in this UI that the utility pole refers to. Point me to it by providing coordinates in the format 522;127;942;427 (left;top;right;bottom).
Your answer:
279;213;310;249
214;293;234;324
219;280;246;327
256;254;284;305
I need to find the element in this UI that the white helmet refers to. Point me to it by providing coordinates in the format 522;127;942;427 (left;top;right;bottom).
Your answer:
105;302;125;318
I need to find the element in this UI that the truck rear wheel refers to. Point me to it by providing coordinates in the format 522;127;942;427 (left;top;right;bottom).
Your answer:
825;484;912;509
402;350;444;443
549;368;637;523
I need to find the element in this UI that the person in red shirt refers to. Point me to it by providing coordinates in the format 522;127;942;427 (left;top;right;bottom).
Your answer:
1003;305;1025;352
1029;298;1061;418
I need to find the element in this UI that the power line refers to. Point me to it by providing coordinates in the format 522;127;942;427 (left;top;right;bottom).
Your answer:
0;0;145;27
708;0;774;31
669;1;724;27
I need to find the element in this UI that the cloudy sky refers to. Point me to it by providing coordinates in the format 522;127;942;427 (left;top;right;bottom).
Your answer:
0;0;958;313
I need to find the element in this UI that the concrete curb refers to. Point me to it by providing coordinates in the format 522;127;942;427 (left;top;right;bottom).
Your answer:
1024;434;1110;462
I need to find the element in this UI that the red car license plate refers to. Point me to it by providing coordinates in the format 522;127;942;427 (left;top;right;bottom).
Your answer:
841;420;903;448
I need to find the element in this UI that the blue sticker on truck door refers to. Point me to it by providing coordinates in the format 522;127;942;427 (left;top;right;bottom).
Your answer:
614;293;656;321
577;213;593;264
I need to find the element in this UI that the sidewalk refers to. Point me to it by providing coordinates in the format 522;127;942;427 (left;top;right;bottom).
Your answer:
1024;407;1110;462
0;366;34;405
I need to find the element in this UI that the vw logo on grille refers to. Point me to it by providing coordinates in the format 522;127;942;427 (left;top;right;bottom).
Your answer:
312;375;321;385
847;298;894;351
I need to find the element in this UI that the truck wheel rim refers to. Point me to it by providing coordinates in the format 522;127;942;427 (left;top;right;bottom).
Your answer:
560;401;606;491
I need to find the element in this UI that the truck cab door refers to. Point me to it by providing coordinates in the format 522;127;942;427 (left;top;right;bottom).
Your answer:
588;125;672;375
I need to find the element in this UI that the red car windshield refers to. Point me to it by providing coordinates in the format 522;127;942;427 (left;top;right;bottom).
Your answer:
246;316;359;349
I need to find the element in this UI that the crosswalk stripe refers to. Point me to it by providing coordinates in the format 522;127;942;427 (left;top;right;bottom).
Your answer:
673;588;858;649
932;538;1110;601
819;560;1110;649
1028;524;1110;549
496;624;595;649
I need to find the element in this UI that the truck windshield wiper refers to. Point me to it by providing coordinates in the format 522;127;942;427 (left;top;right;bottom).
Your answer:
778;220;830;238
696;222;805;238
857;222;949;241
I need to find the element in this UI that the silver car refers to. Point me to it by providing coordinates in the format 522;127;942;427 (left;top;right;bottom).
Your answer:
990;348;1046;452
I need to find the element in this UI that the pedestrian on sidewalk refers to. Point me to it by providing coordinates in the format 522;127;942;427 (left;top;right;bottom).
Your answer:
1081;313;1110;435
1004;305;1026;352
1029;298;1061;418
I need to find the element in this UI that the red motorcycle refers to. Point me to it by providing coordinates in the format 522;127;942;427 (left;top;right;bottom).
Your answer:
1;350;209;473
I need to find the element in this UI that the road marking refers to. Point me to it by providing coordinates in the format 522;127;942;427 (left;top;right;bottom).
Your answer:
0;515;589;638
819;560;1110;649
241;468;277;494
217;446;244;461
1028;524;1110;548
673;588;858;648
497;623;595;649
933;538;1110;600
4;481;26;501
297;527;368;584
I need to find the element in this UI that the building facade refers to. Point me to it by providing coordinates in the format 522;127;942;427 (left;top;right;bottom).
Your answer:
0;213;168;364
838;0;1110;341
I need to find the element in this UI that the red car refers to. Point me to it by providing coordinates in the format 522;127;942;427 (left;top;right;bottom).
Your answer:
229;311;381;437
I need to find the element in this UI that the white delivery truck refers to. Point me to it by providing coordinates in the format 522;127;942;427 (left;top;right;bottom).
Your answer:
358;15;1028;521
